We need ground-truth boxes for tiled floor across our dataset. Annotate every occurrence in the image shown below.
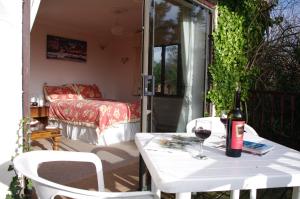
[31,137,140,193]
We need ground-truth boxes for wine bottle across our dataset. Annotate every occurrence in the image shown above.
[225,86,245,157]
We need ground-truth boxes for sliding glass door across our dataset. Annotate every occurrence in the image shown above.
[142,0,211,133]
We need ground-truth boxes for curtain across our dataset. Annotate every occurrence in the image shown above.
[176,5,209,132]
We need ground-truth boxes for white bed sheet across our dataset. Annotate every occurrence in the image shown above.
[49,120,140,146]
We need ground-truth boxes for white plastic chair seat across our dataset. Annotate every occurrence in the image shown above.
[13,150,156,199]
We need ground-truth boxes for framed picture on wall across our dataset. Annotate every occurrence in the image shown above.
[46,35,87,62]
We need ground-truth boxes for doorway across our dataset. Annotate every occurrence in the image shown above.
[142,0,212,133]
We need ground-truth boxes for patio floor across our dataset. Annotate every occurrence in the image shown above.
[31,137,292,199]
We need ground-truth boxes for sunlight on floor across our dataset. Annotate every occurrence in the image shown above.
[31,137,139,193]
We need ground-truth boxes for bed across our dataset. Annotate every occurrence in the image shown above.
[44,84,141,146]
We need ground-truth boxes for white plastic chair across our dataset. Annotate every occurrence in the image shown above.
[186,117,257,199]
[13,150,156,199]
[244,123,258,136]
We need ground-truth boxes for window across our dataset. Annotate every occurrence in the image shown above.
[153,44,182,96]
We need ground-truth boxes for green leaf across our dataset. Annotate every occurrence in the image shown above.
[208,0,270,114]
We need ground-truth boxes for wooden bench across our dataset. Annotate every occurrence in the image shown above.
[31,129,62,150]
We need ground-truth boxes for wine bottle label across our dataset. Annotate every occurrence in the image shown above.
[231,121,245,149]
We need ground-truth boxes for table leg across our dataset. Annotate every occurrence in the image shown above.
[230,190,240,199]
[151,180,161,198]
[250,189,257,199]
[292,187,300,199]
[175,192,191,199]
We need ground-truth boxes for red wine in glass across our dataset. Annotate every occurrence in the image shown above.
[194,127,211,160]
[220,118,227,125]
[195,129,211,140]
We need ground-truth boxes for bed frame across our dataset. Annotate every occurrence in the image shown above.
[50,120,140,146]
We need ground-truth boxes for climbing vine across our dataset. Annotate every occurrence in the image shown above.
[6,118,32,199]
[208,0,273,115]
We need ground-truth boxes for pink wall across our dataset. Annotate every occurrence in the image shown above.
[30,22,141,102]
[105,35,142,100]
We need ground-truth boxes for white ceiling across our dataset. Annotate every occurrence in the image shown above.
[35,0,143,37]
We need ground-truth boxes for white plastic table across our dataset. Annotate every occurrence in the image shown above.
[135,133,300,199]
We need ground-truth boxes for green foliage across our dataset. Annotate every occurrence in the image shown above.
[6,118,32,199]
[208,0,271,115]
[6,176,24,199]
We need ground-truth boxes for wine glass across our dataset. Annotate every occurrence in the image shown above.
[220,110,228,136]
[193,120,212,159]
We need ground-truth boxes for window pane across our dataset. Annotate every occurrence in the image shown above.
[165,45,178,95]
[154,47,162,93]
[154,0,180,45]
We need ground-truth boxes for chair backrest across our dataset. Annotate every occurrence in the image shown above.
[186,117,258,136]
[244,123,258,136]
[186,117,226,135]
[14,151,155,199]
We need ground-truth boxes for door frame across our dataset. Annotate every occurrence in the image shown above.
[141,0,152,132]
[23,0,30,118]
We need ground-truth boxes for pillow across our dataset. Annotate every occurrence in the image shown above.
[75,84,102,99]
[44,84,81,102]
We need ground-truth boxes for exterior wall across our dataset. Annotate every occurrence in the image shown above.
[30,22,141,102]
[0,0,23,197]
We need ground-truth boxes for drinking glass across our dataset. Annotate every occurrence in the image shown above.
[193,120,212,159]
[220,110,228,134]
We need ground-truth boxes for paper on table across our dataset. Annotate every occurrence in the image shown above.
[243,140,274,155]
[159,135,199,150]
[144,135,198,153]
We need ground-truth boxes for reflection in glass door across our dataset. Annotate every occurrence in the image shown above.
[146,0,211,132]
[154,44,181,96]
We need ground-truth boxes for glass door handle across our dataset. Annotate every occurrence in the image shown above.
[143,75,155,96]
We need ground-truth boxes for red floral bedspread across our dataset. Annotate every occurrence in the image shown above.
[48,99,140,133]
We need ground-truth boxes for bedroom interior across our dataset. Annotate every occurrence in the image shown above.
[30,0,144,146]
[27,0,211,196]
[29,0,144,193]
